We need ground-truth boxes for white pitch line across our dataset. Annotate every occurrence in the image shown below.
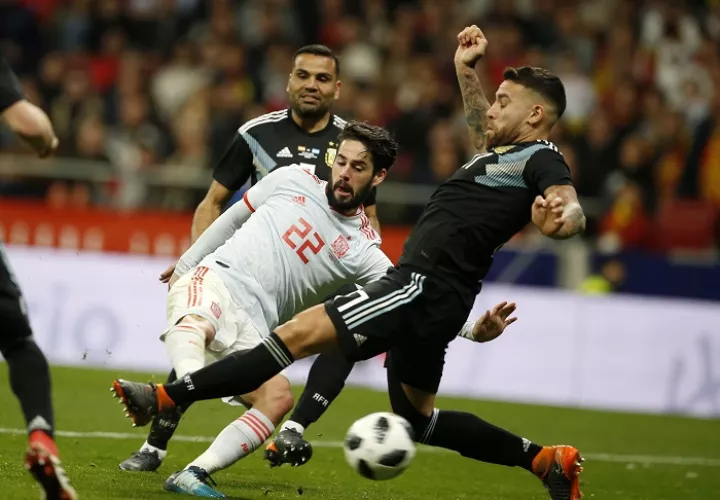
[1,428,719,467]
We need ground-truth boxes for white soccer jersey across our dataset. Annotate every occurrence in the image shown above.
[176,165,391,337]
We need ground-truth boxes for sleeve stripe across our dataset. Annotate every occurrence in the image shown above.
[243,191,255,212]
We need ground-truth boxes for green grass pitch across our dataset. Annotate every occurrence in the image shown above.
[1,365,719,499]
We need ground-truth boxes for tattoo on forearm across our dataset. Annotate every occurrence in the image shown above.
[565,210,586,237]
[557,205,586,239]
[456,64,490,152]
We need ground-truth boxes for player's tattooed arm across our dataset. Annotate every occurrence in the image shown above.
[532,185,586,240]
[456,64,490,152]
[454,25,490,152]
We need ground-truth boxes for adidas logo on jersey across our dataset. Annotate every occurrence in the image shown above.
[277,147,293,158]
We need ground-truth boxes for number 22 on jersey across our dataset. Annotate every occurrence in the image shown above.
[282,218,325,264]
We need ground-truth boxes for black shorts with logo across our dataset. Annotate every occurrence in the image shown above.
[324,266,470,393]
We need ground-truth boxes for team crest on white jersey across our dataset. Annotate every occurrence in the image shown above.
[331,235,350,259]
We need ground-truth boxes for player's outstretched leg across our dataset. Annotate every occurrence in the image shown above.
[265,351,354,467]
[1,299,77,500]
[386,351,583,500]
[111,303,339,427]
[165,376,292,497]
[119,370,187,471]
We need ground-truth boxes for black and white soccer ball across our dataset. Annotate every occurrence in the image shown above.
[343,412,416,480]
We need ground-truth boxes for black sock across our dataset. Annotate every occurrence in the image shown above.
[426,410,542,471]
[289,353,354,428]
[146,370,193,450]
[3,338,55,437]
[163,333,294,406]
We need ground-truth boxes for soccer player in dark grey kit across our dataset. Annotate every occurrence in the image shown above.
[114,25,586,500]
[0,53,77,500]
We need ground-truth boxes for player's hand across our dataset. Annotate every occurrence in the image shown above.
[168,272,180,289]
[37,136,59,158]
[454,25,488,68]
[160,263,176,283]
[471,301,517,343]
[531,195,564,235]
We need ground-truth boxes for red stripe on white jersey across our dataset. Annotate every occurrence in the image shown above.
[187,266,209,308]
[359,214,376,240]
[243,191,255,212]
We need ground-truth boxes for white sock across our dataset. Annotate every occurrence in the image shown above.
[188,408,275,474]
[164,325,205,377]
[280,420,305,435]
[140,440,168,460]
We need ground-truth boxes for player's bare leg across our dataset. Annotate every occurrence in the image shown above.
[184,375,294,473]
[111,304,338,426]
[265,352,353,467]
[165,374,294,498]
[388,366,583,500]
[266,283,361,468]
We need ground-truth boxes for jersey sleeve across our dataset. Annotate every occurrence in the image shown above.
[176,198,254,276]
[522,148,573,194]
[242,166,296,212]
[212,132,255,191]
[0,55,24,113]
[355,247,393,285]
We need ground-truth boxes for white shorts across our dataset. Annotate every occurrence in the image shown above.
[161,265,287,407]
[161,265,264,360]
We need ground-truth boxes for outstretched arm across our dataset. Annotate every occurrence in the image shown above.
[531,185,586,240]
[173,168,292,280]
[455,25,491,153]
[175,193,255,277]
[457,301,518,343]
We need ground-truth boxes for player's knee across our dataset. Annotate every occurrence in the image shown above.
[271,386,295,419]
[255,376,295,424]
[175,314,216,344]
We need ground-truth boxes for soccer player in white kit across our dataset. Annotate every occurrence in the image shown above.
[157,122,394,498]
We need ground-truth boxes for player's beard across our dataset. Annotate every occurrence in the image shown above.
[291,94,332,120]
[486,123,521,148]
[326,179,373,214]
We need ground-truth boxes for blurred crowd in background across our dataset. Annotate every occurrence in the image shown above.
[0,0,719,253]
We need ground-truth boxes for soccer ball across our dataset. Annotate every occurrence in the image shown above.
[343,412,416,480]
